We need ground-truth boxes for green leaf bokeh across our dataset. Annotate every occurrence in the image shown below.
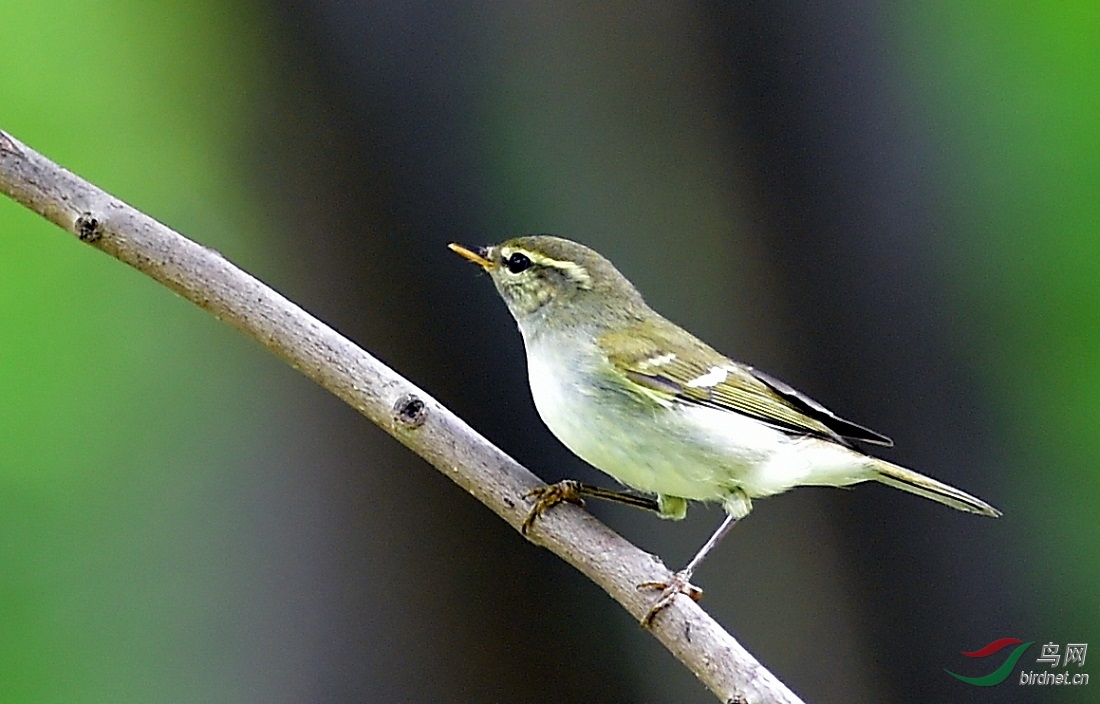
[2,2,274,701]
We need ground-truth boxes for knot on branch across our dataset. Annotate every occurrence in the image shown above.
[76,213,102,242]
[0,131,23,156]
[392,393,427,429]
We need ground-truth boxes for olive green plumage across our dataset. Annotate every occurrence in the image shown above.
[451,235,1000,623]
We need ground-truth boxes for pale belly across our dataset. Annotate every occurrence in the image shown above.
[525,348,873,506]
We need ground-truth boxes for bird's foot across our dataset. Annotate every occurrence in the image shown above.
[521,480,586,535]
[637,571,704,627]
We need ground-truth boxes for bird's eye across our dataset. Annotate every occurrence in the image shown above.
[504,252,532,274]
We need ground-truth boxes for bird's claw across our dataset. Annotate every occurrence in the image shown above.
[638,571,703,627]
[521,480,586,535]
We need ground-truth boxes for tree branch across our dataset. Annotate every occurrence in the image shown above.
[0,129,805,704]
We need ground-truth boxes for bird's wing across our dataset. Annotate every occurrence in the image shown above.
[599,321,892,446]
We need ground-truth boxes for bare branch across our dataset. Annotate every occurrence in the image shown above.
[0,129,806,704]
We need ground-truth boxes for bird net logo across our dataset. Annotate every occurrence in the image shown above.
[945,638,1089,687]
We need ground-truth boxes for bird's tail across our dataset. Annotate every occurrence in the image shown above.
[869,458,1002,517]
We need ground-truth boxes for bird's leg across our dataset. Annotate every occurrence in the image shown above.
[639,512,740,627]
[521,480,661,534]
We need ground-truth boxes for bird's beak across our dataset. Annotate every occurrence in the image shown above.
[448,242,495,270]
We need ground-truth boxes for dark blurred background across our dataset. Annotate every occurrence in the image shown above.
[2,2,1096,702]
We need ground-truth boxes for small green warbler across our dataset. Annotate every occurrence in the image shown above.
[450,235,1000,625]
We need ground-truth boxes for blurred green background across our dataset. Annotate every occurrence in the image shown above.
[1,2,1096,702]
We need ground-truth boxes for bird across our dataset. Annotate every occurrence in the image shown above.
[449,235,1001,625]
